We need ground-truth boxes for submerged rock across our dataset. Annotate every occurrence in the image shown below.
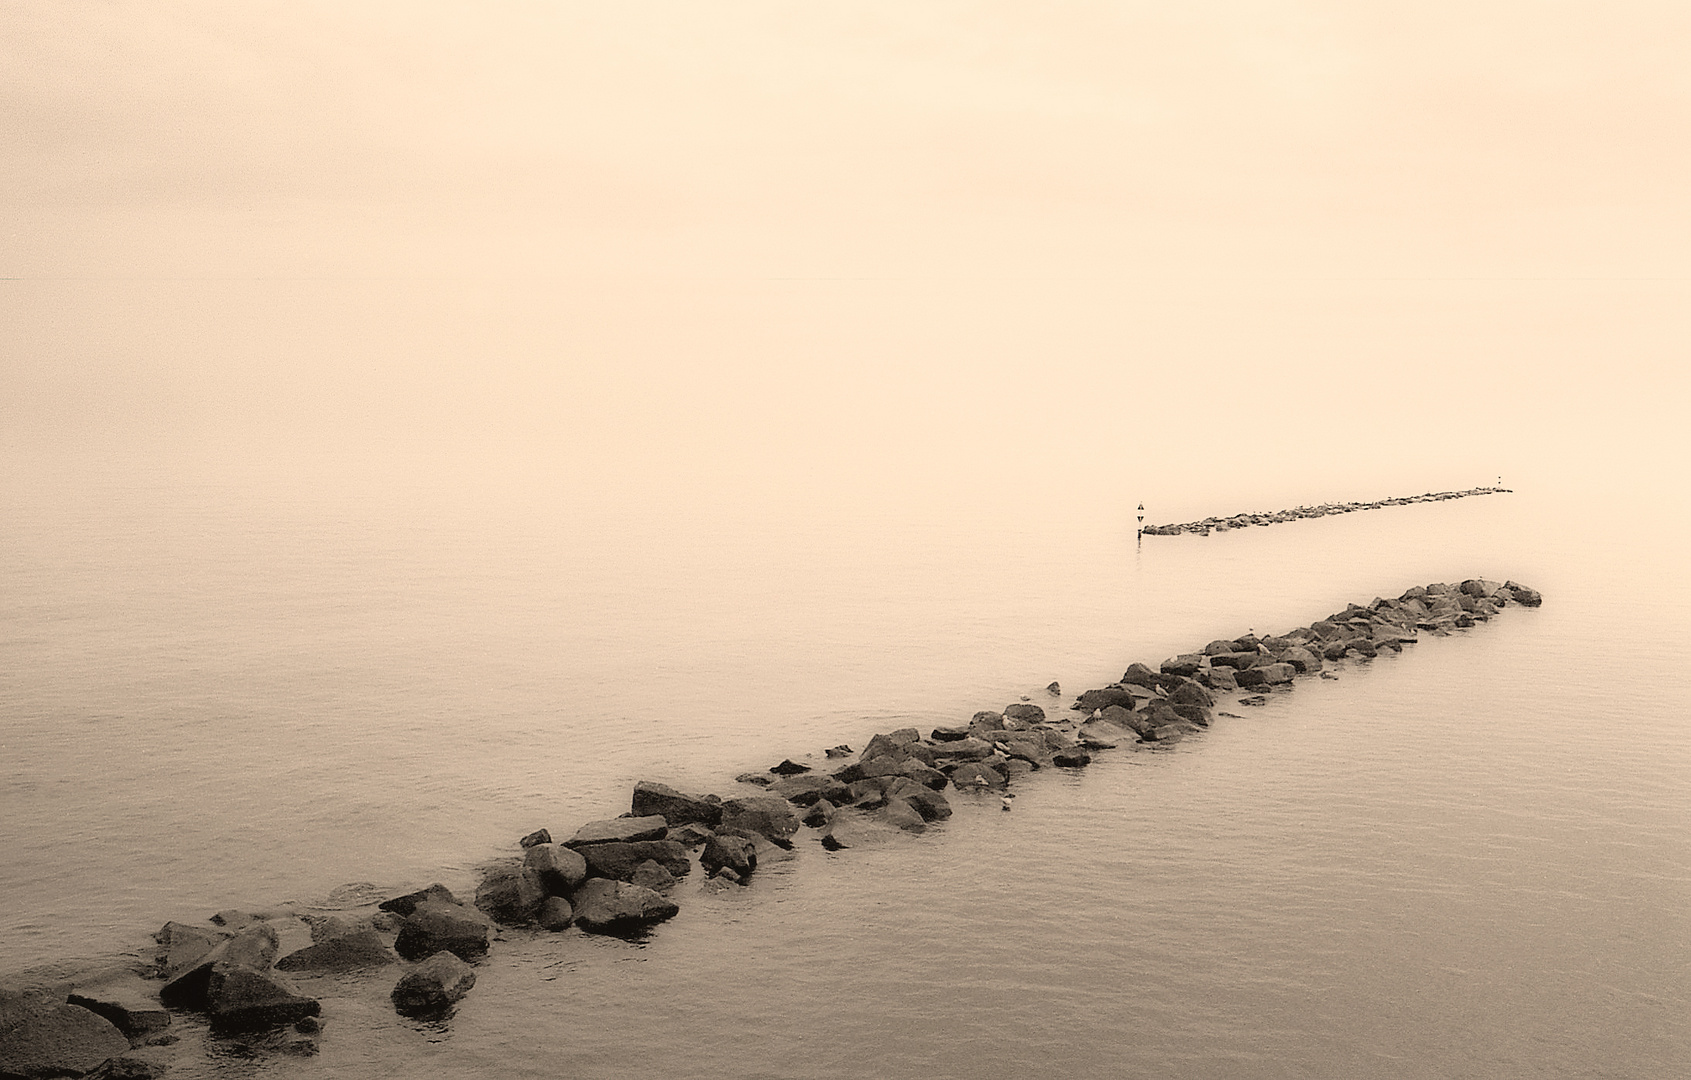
[718,796,801,844]
[631,781,723,827]
[524,843,589,896]
[565,816,669,847]
[66,972,171,1044]
[393,900,492,963]
[205,965,321,1033]
[700,834,757,878]
[0,991,130,1079]
[275,928,396,973]
[391,951,476,1018]
[570,880,680,935]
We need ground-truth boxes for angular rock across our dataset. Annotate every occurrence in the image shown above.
[700,834,758,878]
[577,840,692,882]
[205,965,320,1033]
[536,896,574,932]
[948,762,1006,790]
[901,788,953,822]
[523,843,589,896]
[878,798,927,832]
[378,883,458,918]
[565,816,669,847]
[734,772,775,787]
[929,737,994,762]
[769,774,851,806]
[1120,662,1160,688]
[631,781,723,827]
[517,829,553,848]
[570,879,680,936]
[65,973,170,1045]
[474,864,547,926]
[801,799,835,828]
[1075,722,1120,748]
[393,900,492,963]
[160,924,279,1010]
[155,922,228,981]
[1167,680,1215,708]
[718,796,801,844]
[1160,654,1203,677]
[1505,580,1542,606]
[665,823,715,849]
[1072,687,1140,713]
[630,860,678,892]
[0,994,129,1080]
[1052,748,1092,767]
[1199,667,1239,691]
[391,952,476,1018]
[929,725,971,742]
[969,710,1006,732]
[274,928,397,973]
[769,759,811,775]
[1003,703,1046,723]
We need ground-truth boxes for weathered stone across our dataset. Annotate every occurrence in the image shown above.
[1168,680,1214,708]
[901,788,952,822]
[1046,681,1061,695]
[766,774,849,806]
[1160,654,1204,676]
[155,922,228,980]
[391,952,476,1017]
[1072,687,1139,713]
[0,994,129,1079]
[878,798,927,833]
[631,781,724,827]
[948,762,1006,790]
[1003,703,1046,723]
[895,759,949,790]
[969,710,1005,731]
[630,859,678,892]
[536,896,574,932]
[205,965,320,1033]
[517,828,553,848]
[1052,748,1092,767]
[275,928,396,972]
[1199,667,1239,691]
[393,901,492,962]
[160,924,279,1010]
[65,973,170,1045]
[523,843,589,896]
[929,737,994,762]
[1146,724,1189,742]
[769,759,811,775]
[1202,639,1237,656]
[719,795,801,844]
[823,745,854,758]
[565,816,669,847]
[666,823,715,848]
[378,883,457,917]
[577,840,691,882]
[570,879,680,935]
[1120,662,1160,688]
[474,864,548,926]
[929,725,971,741]
[700,834,757,878]
[801,799,835,828]
[734,772,775,787]
[1505,580,1542,606]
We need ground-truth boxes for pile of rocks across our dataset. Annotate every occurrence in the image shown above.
[1140,487,1508,536]
[0,576,1541,1078]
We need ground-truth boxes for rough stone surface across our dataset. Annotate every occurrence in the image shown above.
[518,829,553,848]
[629,860,677,892]
[154,922,228,980]
[718,796,801,844]
[160,924,279,1010]
[1003,703,1046,723]
[700,834,758,878]
[565,816,669,847]
[630,781,723,827]
[378,883,458,917]
[205,965,321,1033]
[393,901,492,963]
[570,880,681,935]
[948,762,1007,790]
[523,843,589,896]
[391,952,476,1018]
[536,896,574,932]
[577,840,691,883]
[274,928,397,973]
[474,864,548,926]
[0,994,129,1080]
[65,974,170,1044]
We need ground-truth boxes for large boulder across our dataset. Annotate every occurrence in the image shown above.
[718,796,801,844]
[1159,654,1204,677]
[1167,680,1214,708]
[565,816,669,847]
[1072,687,1139,713]
[948,762,1006,790]
[523,843,589,896]
[901,788,952,822]
[391,952,476,1018]
[66,973,171,1045]
[1120,662,1160,688]
[630,781,722,827]
[1505,580,1542,606]
[768,774,852,806]
[928,737,994,762]
[275,928,397,973]
[0,992,129,1079]
[700,834,757,878]
[878,799,927,833]
[160,923,279,1010]
[577,840,692,882]
[393,900,492,962]
[1280,646,1322,673]
[1002,703,1046,724]
[1199,667,1239,691]
[204,965,320,1033]
[570,880,680,936]
[154,922,228,980]
[474,864,548,926]
[536,896,574,932]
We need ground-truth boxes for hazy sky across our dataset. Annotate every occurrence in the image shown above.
[3,2,1687,515]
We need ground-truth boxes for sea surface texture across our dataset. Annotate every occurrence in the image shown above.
[2,466,1686,1079]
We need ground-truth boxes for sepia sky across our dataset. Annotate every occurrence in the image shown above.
[3,1,1687,517]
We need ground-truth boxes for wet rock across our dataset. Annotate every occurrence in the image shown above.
[1168,680,1215,708]
[1045,681,1061,695]
[630,860,678,892]
[718,795,801,845]
[1202,639,1238,656]
[518,829,553,848]
[1505,580,1542,606]
[665,823,715,849]
[901,788,952,822]
[378,883,458,918]
[823,745,854,758]
[577,840,692,883]
[65,973,170,1046]
[154,922,228,980]
[1280,646,1322,673]
[700,834,758,878]
[393,900,492,963]
[1120,662,1160,688]
[768,774,851,806]
[801,799,836,828]
[205,965,321,1034]
[523,843,589,896]
[631,781,723,827]
[948,762,1006,790]
[1072,687,1140,713]
[536,896,574,932]
[1075,722,1120,748]
[1238,695,1268,706]
[1199,666,1239,691]
[1003,703,1046,724]
[570,880,680,936]
[274,928,396,973]
[474,864,547,926]
[768,759,810,775]
[1159,654,1204,677]
[969,710,1006,732]
[565,816,669,847]
[0,992,130,1080]
[1052,748,1092,767]
[160,924,279,1010]
[878,798,927,833]
[733,772,775,787]
[929,737,995,762]
[391,952,476,1018]
[930,724,971,741]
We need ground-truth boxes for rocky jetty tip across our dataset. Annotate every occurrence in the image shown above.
[0,576,1540,1078]
[1140,486,1510,536]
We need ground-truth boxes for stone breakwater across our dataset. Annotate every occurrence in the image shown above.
[0,576,1541,1080]
[1140,486,1510,536]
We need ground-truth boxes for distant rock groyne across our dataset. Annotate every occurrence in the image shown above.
[1139,486,1510,536]
[0,577,1541,1080]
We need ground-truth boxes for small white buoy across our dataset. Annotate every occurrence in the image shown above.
[1000,796,1013,811]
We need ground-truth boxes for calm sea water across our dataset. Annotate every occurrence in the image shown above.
[2,459,1686,1079]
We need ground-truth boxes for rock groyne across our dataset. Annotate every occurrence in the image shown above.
[0,576,1541,1079]
[1140,486,1510,536]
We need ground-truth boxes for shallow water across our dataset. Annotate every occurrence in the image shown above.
[2,462,1687,1078]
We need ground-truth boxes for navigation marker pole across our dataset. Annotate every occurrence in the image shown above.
[1136,503,1145,548]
